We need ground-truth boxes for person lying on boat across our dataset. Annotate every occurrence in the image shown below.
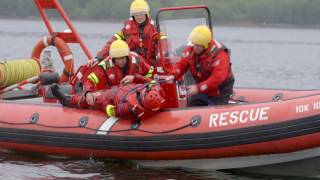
[52,39,154,108]
[90,0,167,68]
[170,25,235,106]
[52,82,166,120]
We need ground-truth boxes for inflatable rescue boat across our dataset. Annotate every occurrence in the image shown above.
[1,0,320,177]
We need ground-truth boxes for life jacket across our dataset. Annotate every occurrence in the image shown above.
[186,40,232,80]
[182,39,234,96]
[121,18,159,64]
[101,52,151,86]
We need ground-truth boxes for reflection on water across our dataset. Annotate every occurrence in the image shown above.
[1,19,320,179]
[0,149,316,179]
[0,150,266,180]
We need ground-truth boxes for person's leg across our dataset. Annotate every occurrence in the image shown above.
[216,77,235,105]
[51,84,89,108]
[187,93,210,106]
[50,84,71,106]
[207,96,227,105]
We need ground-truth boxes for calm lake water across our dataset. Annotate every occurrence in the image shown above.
[1,18,320,179]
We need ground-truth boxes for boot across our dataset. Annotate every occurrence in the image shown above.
[50,84,71,106]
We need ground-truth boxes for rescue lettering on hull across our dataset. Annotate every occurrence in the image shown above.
[209,107,271,128]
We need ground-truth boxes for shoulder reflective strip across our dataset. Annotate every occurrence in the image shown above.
[119,31,125,39]
[130,51,138,56]
[210,46,216,53]
[131,56,137,64]
[63,54,73,61]
[214,39,222,48]
[114,33,122,40]
[160,35,167,40]
[108,60,114,67]
[96,117,119,135]
[213,59,220,66]
[138,112,145,117]
[88,73,99,85]
[76,72,83,79]
[98,61,107,70]
[43,37,49,47]
[200,84,208,91]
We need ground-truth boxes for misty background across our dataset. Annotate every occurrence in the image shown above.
[1,0,320,27]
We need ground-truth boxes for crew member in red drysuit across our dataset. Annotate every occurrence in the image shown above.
[52,40,154,108]
[87,83,165,119]
[52,82,165,120]
[172,25,235,106]
[93,0,167,67]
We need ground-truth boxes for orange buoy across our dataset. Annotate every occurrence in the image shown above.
[31,36,74,83]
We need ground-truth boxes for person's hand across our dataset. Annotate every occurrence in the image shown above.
[106,104,115,117]
[120,75,135,85]
[87,58,97,67]
[85,92,96,106]
[147,80,157,89]
[187,85,198,97]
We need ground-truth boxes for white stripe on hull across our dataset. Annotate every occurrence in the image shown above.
[96,117,119,135]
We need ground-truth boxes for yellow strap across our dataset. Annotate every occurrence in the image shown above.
[160,35,167,40]
[160,32,167,40]
[147,80,157,88]
[145,66,154,78]
[88,73,99,85]
[114,31,125,40]
[105,105,116,117]
[98,61,107,70]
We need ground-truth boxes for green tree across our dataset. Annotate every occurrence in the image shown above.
[0,0,320,26]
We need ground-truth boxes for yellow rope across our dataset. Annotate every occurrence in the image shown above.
[0,59,40,89]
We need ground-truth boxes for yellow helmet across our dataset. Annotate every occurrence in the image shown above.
[189,25,213,49]
[130,0,150,16]
[109,40,130,58]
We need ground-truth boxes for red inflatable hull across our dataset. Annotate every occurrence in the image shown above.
[1,88,320,161]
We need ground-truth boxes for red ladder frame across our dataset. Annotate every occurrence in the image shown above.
[34,0,93,60]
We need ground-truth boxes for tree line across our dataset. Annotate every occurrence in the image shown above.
[1,0,320,26]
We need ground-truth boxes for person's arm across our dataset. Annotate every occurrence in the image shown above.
[197,51,230,94]
[133,74,153,83]
[173,47,192,80]
[134,55,154,83]
[96,30,125,61]
[83,66,106,92]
